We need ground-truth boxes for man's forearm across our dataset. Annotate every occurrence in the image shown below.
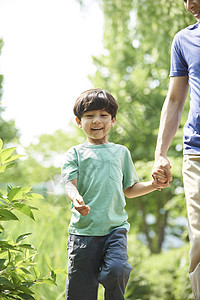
[155,76,188,159]
[155,96,185,159]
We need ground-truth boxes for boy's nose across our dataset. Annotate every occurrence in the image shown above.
[93,116,101,123]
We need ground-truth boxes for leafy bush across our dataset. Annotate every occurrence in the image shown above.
[126,235,194,300]
[0,138,60,299]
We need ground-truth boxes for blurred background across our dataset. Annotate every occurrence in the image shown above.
[0,0,196,299]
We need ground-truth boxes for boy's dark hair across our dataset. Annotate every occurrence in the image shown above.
[73,88,118,120]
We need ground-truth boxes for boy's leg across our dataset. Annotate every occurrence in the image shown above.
[98,228,132,300]
[66,234,102,300]
[183,155,200,300]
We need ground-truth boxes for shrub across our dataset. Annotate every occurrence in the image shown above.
[0,138,59,299]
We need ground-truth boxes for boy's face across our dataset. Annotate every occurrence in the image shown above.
[183,0,200,22]
[76,109,116,145]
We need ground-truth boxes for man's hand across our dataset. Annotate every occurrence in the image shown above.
[152,168,170,191]
[72,195,90,216]
[152,156,172,190]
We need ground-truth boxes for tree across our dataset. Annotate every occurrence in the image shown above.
[0,39,19,144]
[82,0,194,253]
[90,0,194,160]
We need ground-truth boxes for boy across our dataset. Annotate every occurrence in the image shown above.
[62,88,166,300]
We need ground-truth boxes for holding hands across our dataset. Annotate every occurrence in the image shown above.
[152,156,172,190]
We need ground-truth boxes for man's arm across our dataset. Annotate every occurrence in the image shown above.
[153,76,189,185]
[65,178,90,216]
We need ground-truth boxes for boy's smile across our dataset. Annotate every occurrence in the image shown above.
[76,109,116,145]
[183,0,200,21]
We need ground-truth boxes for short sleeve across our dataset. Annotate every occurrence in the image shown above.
[61,147,78,184]
[170,33,188,77]
[122,148,139,189]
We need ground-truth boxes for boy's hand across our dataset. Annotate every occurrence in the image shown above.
[72,195,90,216]
[153,156,172,183]
[152,168,170,191]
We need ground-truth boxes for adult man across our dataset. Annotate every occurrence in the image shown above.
[153,0,200,299]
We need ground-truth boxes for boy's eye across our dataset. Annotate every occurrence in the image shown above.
[101,112,109,116]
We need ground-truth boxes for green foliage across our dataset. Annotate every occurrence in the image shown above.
[78,0,194,253]
[0,1,195,297]
[0,39,4,101]
[6,195,70,299]
[0,38,19,144]
[125,156,187,254]
[90,0,194,161]
[2,128,84,187]
[0,138,64,299]
[126,238,193,299]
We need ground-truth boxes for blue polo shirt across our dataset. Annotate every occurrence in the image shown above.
[170,22,200,154]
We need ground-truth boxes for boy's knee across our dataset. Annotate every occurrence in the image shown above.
[99,261,132,285]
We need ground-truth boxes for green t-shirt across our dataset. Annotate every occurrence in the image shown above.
[61,142,139,236]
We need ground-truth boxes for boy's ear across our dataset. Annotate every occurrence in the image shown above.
[111,116,116,126]
[76,117,82,128]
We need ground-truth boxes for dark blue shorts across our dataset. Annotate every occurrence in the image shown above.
[65,228,132,300]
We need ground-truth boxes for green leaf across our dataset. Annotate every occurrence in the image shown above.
[29,206,39,211]
[9,272,23,283]
[22,187,32,194]
[7,184,12,192]
[0,241,15,250]
[17,293,35,300]
[0,192,4,199]
[18,244,37,251]
[53,267,67,274]
[4,154,24,164]
[17,285,35,294]
[0,276,14,288]
[26,193,44,200]
[0,165,6,174]
[3,162,15,169]
[0,147,16,163]
[8,249,11,261]
[36,278,57,285]
[8,186,23,201]
[50,270,56,282]
[0,259,6,270]
[14,203,35,220]
[0,209,19,221]
[0,199,10,206]
[20,267,31,275]
[33,266,40,278]
[16,233,32,243]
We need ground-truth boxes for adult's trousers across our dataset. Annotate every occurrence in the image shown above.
[183,155,200,300]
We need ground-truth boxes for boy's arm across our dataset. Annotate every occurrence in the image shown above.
[65,178,90,216]
[124,169,169,198]
[124,181,156,198]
